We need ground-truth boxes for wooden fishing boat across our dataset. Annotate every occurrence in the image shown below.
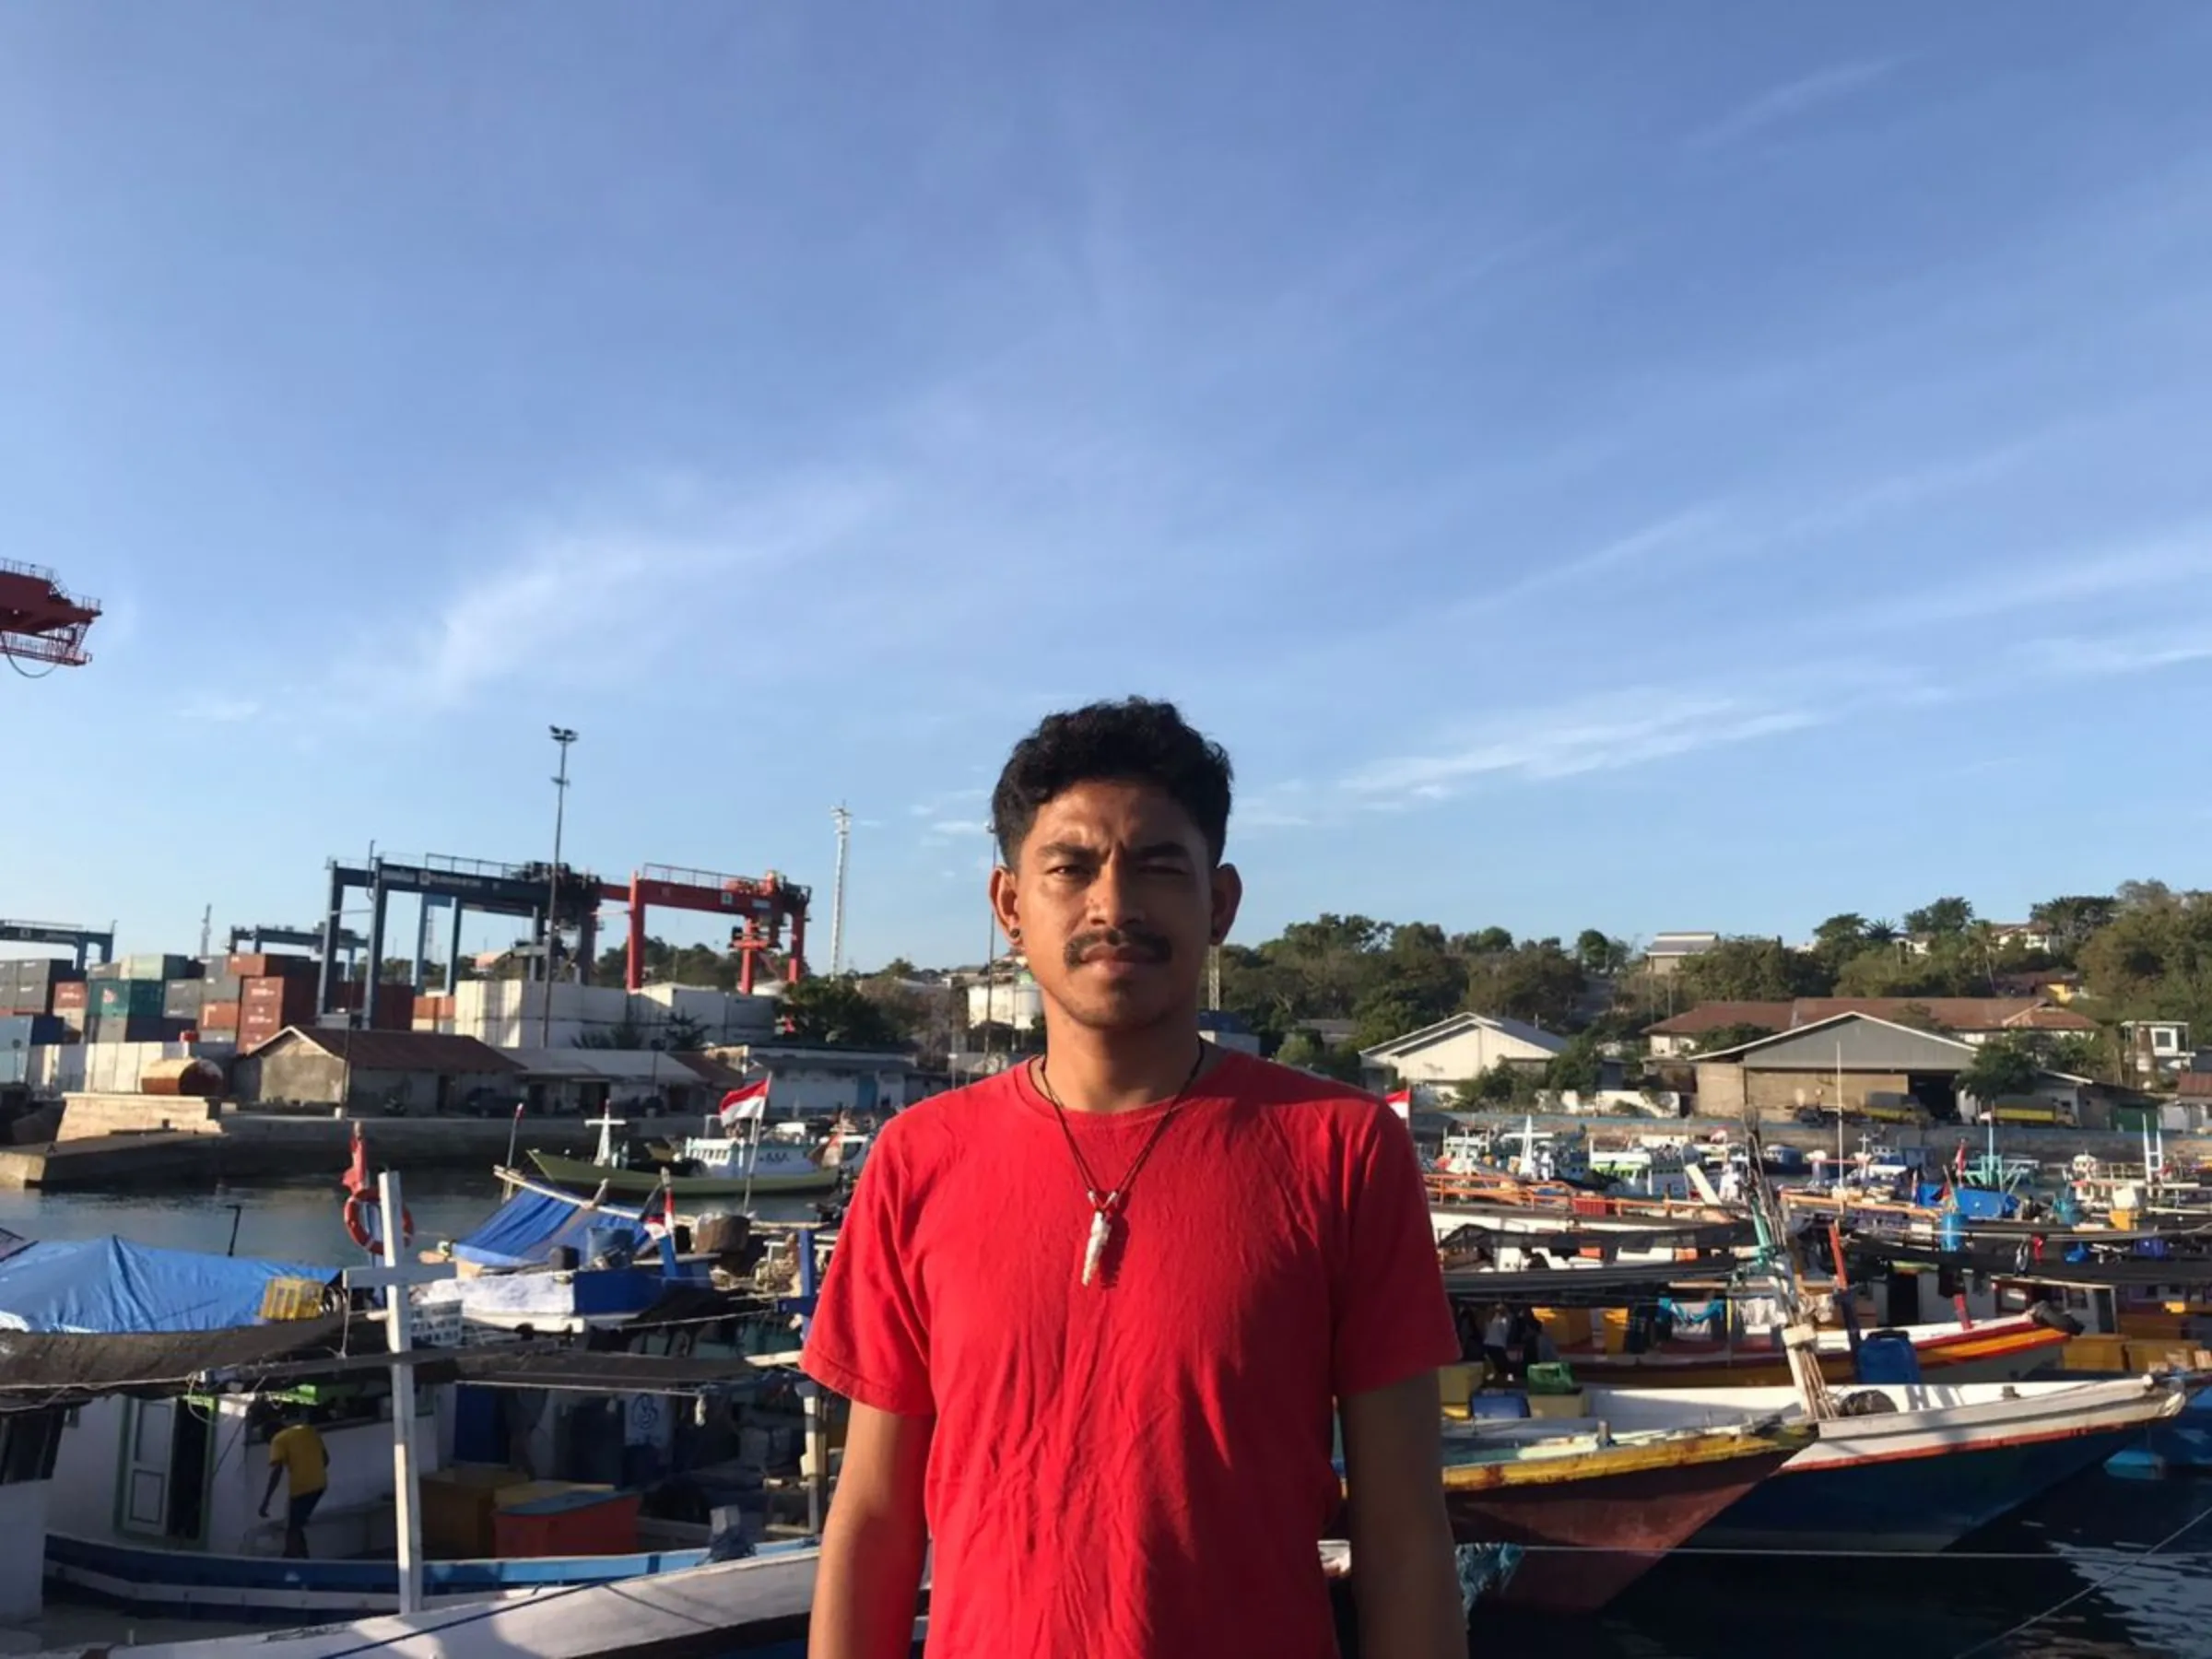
[1430,1420,1806,1614]
[1583,1374,2189,1552]
[22,1545,860,1659]
[528,1148,838,1199]
[1543,1312,2070,1387]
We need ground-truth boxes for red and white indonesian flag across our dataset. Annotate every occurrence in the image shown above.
[1384,1088,1412,1121]
[719,1079,771,1128]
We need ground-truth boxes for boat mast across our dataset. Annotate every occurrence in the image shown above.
[341,1170,455,1616]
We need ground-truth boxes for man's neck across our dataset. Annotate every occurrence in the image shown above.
[1035,1011,1213,1114]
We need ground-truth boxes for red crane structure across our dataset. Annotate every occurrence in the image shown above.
[601,865,811,996]
[0,560,100,670]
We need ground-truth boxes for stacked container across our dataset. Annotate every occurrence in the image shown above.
[239,968,317,1052]
[52,980,88,1035]
[2,959,85,1016]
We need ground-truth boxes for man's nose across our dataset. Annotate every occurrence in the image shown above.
[1085,857,1147,926]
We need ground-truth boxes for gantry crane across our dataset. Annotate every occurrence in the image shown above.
[0,561,100,671]
[602,866,811,995]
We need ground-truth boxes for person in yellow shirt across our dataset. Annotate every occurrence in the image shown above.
[259,1411,328,1558]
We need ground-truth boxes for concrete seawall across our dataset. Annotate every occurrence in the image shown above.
[1447,1110,2212,1171]
[0,1112,601,1192]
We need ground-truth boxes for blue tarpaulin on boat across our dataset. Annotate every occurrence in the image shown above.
[0,1238,328,1335]
[453,1187,649,1270]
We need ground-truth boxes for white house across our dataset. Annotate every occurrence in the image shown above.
[1642,933,1720,976]
[1359,1012,1568,1095]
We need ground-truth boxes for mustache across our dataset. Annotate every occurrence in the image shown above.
[1064,925,1173,968]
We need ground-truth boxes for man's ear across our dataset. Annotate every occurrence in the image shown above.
[989,864,1022,948]
[1208,863,1243,946]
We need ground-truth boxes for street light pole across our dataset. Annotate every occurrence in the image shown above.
[544,726,578,1050]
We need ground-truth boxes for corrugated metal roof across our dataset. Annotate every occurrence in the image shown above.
[246,1028,524,1073]
[501,1048,705,1082]
[1359,1010,1568,1060]
[1647,1002,1795,1035]
[1792,997,2078,1030]
[1695,1012,1978,1070]
[1651,997,2096,1038]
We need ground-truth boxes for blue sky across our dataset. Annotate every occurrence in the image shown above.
[6,6,2212,971]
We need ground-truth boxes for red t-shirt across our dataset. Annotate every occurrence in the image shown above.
[801,1050,1459,1658]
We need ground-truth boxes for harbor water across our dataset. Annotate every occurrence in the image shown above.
[0,1175,829,1264]
[9,1188,2208,1657]
[1536,1468,2212,1659]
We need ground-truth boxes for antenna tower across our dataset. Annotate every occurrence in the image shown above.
[828,805,853,975]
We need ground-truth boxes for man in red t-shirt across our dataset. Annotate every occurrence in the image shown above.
[804,698,1465,1659]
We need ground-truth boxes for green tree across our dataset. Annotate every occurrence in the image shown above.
[1809,914,1869,978]
[1960,1036,2041,1104]
[778,975,909,1047]
[1545,1035,1604,1095]
[1574,929,1630,976]
[1350,987,1430,1053]
[1904,897,1975,937]
[1457,926,1515,956]
[1261,914,1389,1018]
[2029,897,2117,964]
[1460,1063,1519,1105]
[1691,1022,1781,1055]
[1676,937,1827,1001]
[2078,888,2212,1036]
[1276,1030,1362,1083]
[1462,941,1584,1029]
[1864,919,1899,946]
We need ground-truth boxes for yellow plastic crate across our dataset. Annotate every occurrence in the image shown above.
[260,1277,331,1322]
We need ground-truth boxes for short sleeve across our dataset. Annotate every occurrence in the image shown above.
[1330,1106,1461,1398]
[800,1131,935,1418]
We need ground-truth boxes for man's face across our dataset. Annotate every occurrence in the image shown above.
[992,780,1240,1033]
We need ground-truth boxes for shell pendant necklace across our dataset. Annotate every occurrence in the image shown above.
[1037,1042,1208,1288]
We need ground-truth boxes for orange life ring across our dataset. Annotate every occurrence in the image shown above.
[344,1191,415,1253]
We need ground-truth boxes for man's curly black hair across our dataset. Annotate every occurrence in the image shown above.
[992,698,1234,866]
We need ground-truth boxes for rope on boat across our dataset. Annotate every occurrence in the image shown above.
[1454,1543,2212,1561]
[1945,1496,2212,1658]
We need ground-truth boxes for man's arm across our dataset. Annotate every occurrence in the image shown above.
[807,1402,932,1659]
[1340,1371,1462,1659]
[259,1455,284,1517]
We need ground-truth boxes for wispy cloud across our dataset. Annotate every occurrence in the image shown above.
[1467,508,1731,615]
[1881,527,2212,629]
[919,816,989,841]
[2028,627,2212,678]
[1689,59,1899,153]
[1343,688,1827,804]
[177,696,262,724]
[332,471,888,717]
[907,787,986,819]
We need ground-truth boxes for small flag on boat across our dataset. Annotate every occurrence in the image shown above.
[343,1122,371,1197]
[719,1079,771,1127]
[644,1179,678,1239]
[1384,1088,1412,1121]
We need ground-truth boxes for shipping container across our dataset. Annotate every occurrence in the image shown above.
[93,980,167,1019]
[371,988,417,1031]
[89,1014,173,1044]
[122,953,194,982]
[202,1001,241,1031]
[0,1014,60,1049]
[201,972,241,1003]
[227,954,317,981]
[51,981,88,1011]
[162,979,207,1019]
[86,962,122,982]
